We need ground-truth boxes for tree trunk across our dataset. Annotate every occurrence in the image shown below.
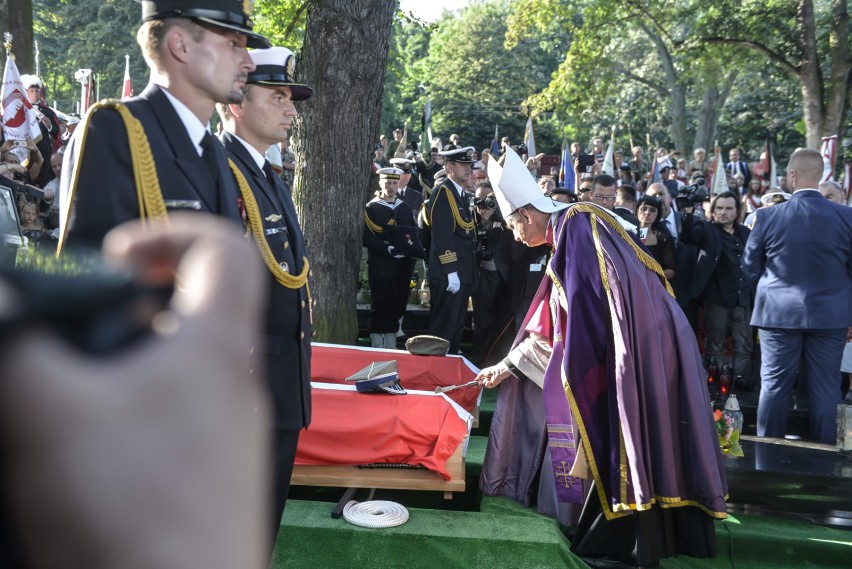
[798,0,826,148]
[0,0,34,73]
[640,23,687,152]
[293,0,395,344]
[822,0,851,140]
[693,70,737,153]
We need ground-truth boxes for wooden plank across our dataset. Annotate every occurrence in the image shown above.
[291,438,466,494]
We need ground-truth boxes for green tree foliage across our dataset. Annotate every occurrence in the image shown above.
[503,0,844,161]
[382,1,568,155]
[33,0,146,113]
[252,0,308,50]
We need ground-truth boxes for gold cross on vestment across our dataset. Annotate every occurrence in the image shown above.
[555,461,574,489]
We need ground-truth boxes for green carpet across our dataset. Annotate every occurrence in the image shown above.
[274,497,851,569]
[274,497,583,569]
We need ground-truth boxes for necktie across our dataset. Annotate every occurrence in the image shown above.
[200,132,221,184]
[667,218,677,242]
[262,160,280,191]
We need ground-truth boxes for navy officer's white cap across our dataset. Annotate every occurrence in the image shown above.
[439,146,476,164]
[247,47,313,101]
[377,167,403,180]
[389,158,415,171]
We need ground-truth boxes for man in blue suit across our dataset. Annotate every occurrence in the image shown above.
[743,148,852,443]
[725,147,751,188]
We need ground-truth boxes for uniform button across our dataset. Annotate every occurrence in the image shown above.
[301,300,306,308]
[300,331,305,340]
[309,270,314,277]
[283,241,289,249]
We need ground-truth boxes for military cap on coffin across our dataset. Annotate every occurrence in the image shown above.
[405,335,450,357]
[439,146,476,164]
[139,0,270,49]
[247,47,313,101]
[487,146,569,218]
[345,361,407,395]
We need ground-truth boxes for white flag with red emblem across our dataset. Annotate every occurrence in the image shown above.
[122,55,133,99]
[1,54,42,155]
[820,135,837,182]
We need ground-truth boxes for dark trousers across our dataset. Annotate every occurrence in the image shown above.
[472,268,514,367]
[270,428,301,556]
[368,255,415,333]
[703,301,753,380]
[428,277,472,354]
[757,327,846,444]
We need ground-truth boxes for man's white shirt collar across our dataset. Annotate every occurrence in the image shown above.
[159,86,209,157]
[228,132,267,172]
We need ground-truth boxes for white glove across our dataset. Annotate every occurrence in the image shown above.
[446,272,460,293]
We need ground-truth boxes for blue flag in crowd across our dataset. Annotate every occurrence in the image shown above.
[490,124,501,158]
[559,138,574,190]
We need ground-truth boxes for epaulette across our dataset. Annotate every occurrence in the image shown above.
[58,99,167,255]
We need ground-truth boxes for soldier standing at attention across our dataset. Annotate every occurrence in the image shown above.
[58,0,268,251]
[216,46,313,555]
[364,167,424,348]
[425,146,478,354]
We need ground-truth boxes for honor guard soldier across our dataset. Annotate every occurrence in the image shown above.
[364,167,425,348]
[389,157,423,213]
[423,146,478,354]
[216,46,313,554]
[58,0,269,252]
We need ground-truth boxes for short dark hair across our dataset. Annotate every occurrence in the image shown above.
[591,174,616,192]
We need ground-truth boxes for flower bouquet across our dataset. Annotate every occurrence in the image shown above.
[714,408,743,457]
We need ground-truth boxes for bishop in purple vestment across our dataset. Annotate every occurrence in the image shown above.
[478,148,727,568]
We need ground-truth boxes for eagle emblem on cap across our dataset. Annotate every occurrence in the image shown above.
[243,0,254,16]
[265,214,282,222]
[285,55,296,80]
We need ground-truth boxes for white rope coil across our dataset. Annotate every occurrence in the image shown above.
[342,500,409,528]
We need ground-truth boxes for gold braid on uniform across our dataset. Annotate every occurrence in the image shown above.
[228,160,311,296]
[364,212,383,234]
[57,100,168,256]
[429,185,475,232]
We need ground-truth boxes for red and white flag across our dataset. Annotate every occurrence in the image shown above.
[1,55,42,161]
[820,135,837,182]
[843,160,851,205]
[122,55,133,99]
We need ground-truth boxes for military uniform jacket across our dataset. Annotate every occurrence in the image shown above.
[60,84,241,248]
[426,178,476,284]
[398,186,423,214]
[363,196,419,258]
[221,132,312,431]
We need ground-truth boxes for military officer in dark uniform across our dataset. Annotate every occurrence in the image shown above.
[424,146,478,354]
[216,46,313,554]
[58,0,269,251]
[389,157,423,213]
[364,167,424,348]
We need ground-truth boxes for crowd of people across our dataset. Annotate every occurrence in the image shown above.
[365,128,852,446]
[0,73,78,254]
[0,0,849,567]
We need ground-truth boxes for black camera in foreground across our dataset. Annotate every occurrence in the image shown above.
[675,183,709,210]
[474,196,497,210]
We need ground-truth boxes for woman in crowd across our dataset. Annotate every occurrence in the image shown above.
[742,177,764,218]
[636,194,675,280]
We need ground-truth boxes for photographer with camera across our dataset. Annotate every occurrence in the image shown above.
[471,180,550,366]
[680,190,755,390]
